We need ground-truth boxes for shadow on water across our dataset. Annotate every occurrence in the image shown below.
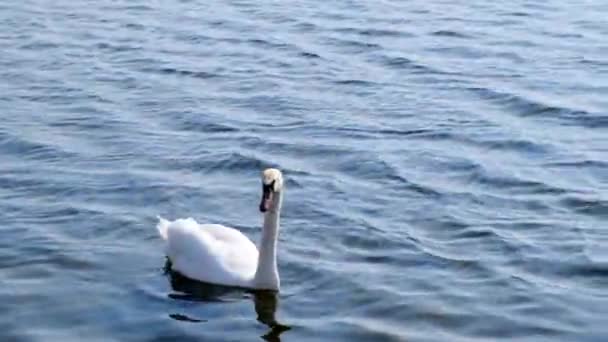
[163,259,291,342]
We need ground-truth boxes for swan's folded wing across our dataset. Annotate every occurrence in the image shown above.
[200,224,259,276]
[156,216,170,240]
[161,219,258,287]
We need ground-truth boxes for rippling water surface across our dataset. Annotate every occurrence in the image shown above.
[1,0,607,341]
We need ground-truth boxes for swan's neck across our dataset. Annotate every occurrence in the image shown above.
[254,192,282,290]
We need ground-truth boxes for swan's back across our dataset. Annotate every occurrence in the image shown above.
[157,217,258,287]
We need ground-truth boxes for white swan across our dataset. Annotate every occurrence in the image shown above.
[156,168,284,291]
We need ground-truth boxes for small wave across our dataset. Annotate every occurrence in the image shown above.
[0,135,77,161]
[467,86,606,129]
[413,241,493,276]
[402,128,551,155]
[336,156,442,198]
[464,167,569,196]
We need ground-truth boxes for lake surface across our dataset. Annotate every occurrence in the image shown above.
[1,0,607,341]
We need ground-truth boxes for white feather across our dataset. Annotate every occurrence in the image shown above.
[157,216,259,288]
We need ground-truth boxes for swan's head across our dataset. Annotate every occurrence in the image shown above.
[260,168,283,213]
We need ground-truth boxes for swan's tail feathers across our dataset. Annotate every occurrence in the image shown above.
[156,215,170,241]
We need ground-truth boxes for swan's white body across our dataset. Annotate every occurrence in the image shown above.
[156,169,283,291]
[157,217,259,287]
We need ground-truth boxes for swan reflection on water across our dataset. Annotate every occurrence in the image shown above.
[164,259,291,341]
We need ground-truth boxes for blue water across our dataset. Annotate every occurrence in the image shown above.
[1,0,607,341]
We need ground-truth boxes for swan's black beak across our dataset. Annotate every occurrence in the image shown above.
[259,182,274,213]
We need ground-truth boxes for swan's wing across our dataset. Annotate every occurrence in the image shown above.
[198,223,259,275]
[157,216,170,240]
[158,217,258,287]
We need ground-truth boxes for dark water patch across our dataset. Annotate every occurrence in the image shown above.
[95,42,142,52]
[453,227,497,240]
[542,31,585,39]
[491,39,536,48]
[168,314,206,323]
[336,127,431,137]
[123,22,146,31]
[166,113,239,133]
[321,37,382,52]
[505,11,531,17]
[150,67,220,79]
[247,38,293,50]
[359,28,411,37]
[412,216,471,234]
[544,159,608,169]
[173,32,214,44]
[431,30,471,38]
[335,27,411,38]
[373,55,433,74]
[579,57,608,67]
[299,51,321,59]
[292,21,317,32]
[559,196,608,217]
[482,138,551,154]
[561,262,608,285]
[333,79,375,86]
[19,41,59,51]
[106,3,153,12]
